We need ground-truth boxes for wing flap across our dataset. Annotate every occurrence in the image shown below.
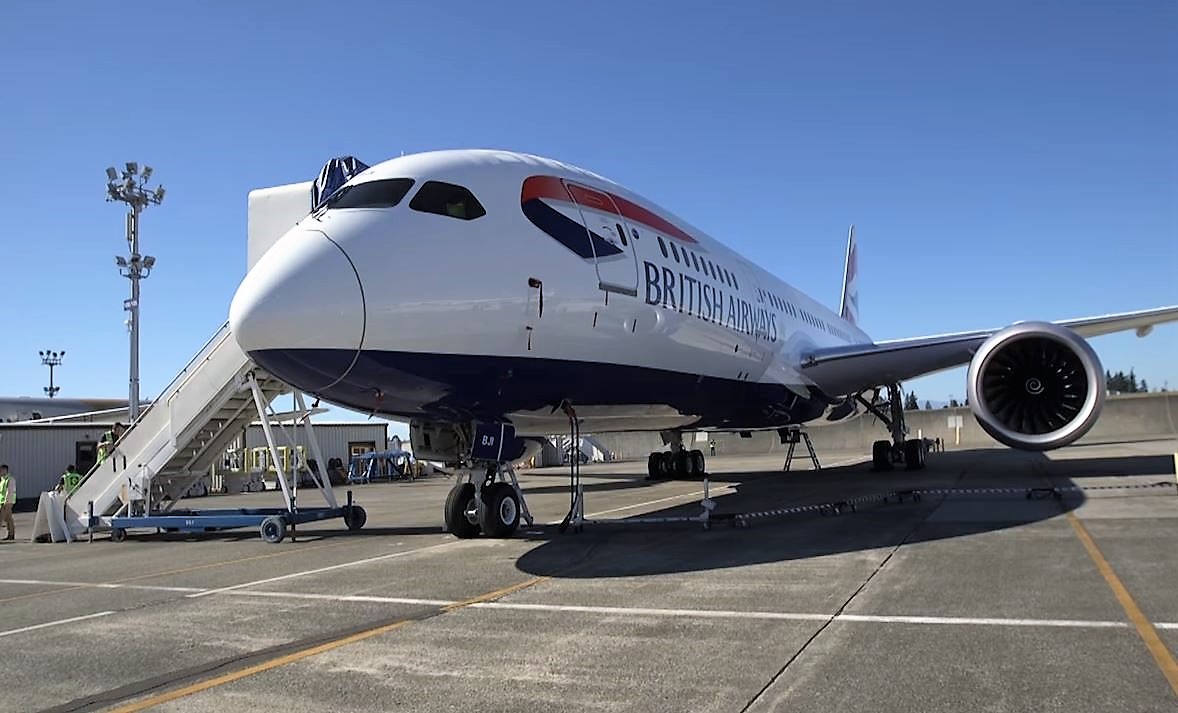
[802,304,1178,397]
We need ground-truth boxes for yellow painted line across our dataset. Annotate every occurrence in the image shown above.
[442,576,549,612]
[110,575,550,712]
[109,617,416,713]
[1066,512,1178,697]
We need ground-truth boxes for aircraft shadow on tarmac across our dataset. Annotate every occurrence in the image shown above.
[513,448,1177,579]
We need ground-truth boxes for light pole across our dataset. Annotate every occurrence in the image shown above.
[39,350,64,397]
[106,162,165,421]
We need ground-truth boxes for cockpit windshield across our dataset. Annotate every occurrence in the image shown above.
[409,181,486,220]
[324,178,415,210]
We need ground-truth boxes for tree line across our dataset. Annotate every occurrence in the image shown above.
[902,369,1164,410]
[1105,369,1153,394]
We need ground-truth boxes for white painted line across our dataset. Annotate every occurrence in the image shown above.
[206,588,1166,631]
[836,613,1130,629]
[0,578,203,594]
[0,611,114,638]
[469,601,831,622]
[3,575,1166,632]
[559,486,736,522]
[187,540,463,599]
[225,590,452,607]
[820,456,871,469]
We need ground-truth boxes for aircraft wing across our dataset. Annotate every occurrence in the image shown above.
[800,304,1178,398]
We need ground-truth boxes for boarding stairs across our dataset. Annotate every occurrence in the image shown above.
[555,435,612,464]
[32,322,326,542]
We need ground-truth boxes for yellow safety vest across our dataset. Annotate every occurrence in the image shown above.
[0,475,13,505]
[98,430,115,463]
[62,472,82,494]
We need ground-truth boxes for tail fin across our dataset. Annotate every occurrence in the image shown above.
[838,225,859,327]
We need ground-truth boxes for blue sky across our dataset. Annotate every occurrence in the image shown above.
[1,1,1174,436]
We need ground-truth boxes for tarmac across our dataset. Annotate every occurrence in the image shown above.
[1,437,1177,712]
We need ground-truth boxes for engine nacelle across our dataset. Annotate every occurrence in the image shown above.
[966,322,1106,451]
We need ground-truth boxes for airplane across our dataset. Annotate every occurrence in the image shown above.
[229,149,1178,539]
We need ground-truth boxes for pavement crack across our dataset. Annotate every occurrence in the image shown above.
[738,465,970,713]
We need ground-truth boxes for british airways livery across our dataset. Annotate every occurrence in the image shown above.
[229,149,1178,538]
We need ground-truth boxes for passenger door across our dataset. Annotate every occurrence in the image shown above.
[562,180,639,297]
[75,441,97,475]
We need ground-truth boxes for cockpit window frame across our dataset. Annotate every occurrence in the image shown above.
[408,180,487,221]
[323,178,416,210]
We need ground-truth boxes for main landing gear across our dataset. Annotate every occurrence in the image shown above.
[857,383,928,472]
[444,462,533,539]
[646,431,706,480]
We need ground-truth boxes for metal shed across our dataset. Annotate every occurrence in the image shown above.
[0,423,111,501]
[0,420,390,507]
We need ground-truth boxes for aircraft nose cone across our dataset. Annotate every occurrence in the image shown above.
[230,228,365,391]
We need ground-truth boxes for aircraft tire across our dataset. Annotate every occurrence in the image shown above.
[444,483,481,539]
[647,452,661,480]
[690,450,706,476]
[480,483,520,538]
[659,451,675,478]
[904,439,926,471]
[872,440,893,471]
[673,450,690,478]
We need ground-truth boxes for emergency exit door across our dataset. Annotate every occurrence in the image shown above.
[562,180,639,297]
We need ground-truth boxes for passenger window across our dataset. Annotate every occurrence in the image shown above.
[616,223,628,246]
[326,178,415,209]
[657,236,668,258]
[409,181,486,220]
[709,262,718,281]
[670,242,681,263]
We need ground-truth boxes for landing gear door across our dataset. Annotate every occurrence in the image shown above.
[562,180,639,297]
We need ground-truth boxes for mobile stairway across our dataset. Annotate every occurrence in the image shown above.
[31,322,365,543]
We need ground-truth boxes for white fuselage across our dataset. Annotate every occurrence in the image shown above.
[230,150,872,435]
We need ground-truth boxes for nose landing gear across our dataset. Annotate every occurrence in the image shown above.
[444,462,531,539]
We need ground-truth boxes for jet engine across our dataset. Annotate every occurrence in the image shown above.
[966,322,1105,451]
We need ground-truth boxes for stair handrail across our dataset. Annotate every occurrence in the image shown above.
[105,321,234,454]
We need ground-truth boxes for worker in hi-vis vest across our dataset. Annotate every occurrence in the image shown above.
[98,422,126,464]
[59,464,83,495]
[0,464,15,541]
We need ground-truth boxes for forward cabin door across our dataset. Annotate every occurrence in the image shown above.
[562,180,639,297]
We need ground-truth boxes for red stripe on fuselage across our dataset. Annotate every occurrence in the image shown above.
[520,175,698,244]
[609,193,696,244]
[520,175,570,204]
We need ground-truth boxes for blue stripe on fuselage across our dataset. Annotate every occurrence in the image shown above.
[522,198,624,259]
[249,348,824,430]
